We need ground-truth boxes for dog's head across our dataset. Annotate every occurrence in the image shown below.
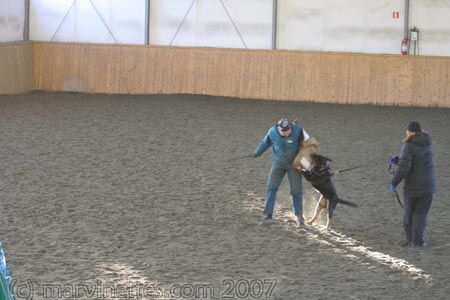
[312,154,332,169]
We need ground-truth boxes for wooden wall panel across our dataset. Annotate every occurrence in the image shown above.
[0,42,33,94]
[33,42,450,107]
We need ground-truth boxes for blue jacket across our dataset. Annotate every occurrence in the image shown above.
[253,123,303,164]
[391,132,437,196]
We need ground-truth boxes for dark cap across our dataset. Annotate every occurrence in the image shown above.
[277,118,292,132]
[407,121,422,133]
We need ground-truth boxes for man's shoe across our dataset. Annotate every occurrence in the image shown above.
[296,215,305,228]
[399,240,411,247]
[260,216,274,225]
[412,242,428,249]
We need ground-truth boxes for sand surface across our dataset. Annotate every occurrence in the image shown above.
[1,92,450,299]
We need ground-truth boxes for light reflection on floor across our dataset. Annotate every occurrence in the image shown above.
[244,191,432,283]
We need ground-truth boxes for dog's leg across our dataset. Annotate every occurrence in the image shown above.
[325,217,332,230]
[325,200,332,230]
[307,195,326,225]
[326,198,337,230]
[326,218,332,230]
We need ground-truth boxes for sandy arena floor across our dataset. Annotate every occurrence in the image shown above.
[1,92,450,299]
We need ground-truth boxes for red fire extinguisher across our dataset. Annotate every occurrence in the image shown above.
[401,37,409,55]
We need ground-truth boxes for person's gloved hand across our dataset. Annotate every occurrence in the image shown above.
[387,155,399,165]
[390,184,397,193]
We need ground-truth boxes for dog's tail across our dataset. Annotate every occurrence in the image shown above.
[337,197,358,207]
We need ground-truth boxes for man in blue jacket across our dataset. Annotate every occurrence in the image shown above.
[391,121,437,248]
[253,118,305,227]
[0,242,15,300]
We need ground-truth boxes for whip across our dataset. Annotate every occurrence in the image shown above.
[334,165,363,174]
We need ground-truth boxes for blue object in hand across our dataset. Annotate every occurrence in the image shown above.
[390,184,397,193]
[388,155,399,165]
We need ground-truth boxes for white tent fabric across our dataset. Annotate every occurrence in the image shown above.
[149,0,273,49]
[22,0,450,56]
[410,0,450,57]
[0,0,25,42]
[30,0,146,44]
[277,0,405,54]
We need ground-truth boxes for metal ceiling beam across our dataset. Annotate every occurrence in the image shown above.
[404,0,410,38]
[272,0,277,50]
[145,0,150,44]
[24,0,30,40]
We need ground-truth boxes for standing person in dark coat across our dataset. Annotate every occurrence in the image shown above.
[391,121,437,248]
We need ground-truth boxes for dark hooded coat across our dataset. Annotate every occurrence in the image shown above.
[392,132,437,196]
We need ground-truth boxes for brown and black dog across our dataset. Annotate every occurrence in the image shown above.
[302,154,357,230]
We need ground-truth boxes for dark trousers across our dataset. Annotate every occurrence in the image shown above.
[403,193,433,246]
